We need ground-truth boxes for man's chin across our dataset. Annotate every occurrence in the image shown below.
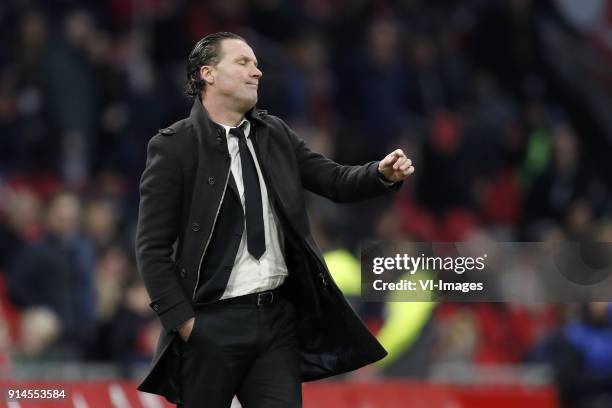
[238,97,258,113]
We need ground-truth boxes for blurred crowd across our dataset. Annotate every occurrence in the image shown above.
[1,0,612,406]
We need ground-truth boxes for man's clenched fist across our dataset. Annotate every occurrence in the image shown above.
[378,149,415,183]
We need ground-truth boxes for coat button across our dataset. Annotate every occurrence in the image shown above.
[180,268,187,278]
[152,303,160,312]
[192,222,200,232]
[319,272,328,288]
[208,177,215,185]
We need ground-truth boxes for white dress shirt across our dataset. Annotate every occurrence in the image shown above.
[216,118,288,299]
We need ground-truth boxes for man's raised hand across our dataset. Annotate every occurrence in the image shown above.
[378,149,415,183]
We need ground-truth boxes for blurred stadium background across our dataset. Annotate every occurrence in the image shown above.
[1,0,612,406]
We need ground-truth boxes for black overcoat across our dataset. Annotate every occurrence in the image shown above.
[135,98,396,403]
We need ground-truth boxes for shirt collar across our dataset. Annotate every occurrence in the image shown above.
[218,118,251,139]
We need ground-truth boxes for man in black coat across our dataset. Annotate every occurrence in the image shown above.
[135,32,414,407]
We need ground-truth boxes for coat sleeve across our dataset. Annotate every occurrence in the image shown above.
[279,119,402,202]
[135,135,194,333]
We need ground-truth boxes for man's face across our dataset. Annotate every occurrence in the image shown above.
[204,39,262,111]
[47,193,81,238]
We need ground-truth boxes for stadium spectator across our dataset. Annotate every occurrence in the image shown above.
[537,303,612,408]
[6,191,96,358]
[16,306,62,360]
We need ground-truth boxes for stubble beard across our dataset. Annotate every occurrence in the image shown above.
[236,91,258,114]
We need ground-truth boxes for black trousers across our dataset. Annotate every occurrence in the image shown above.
[176,295,302,408]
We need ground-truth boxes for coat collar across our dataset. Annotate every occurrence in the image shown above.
[189,97,267,149]
[188,97,269,199]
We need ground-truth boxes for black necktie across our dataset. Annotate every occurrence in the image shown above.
[230,124,266,259]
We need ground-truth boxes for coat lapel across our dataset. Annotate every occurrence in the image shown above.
[189,98,264,204]
[250,112,272,185]
[252,120,270,166]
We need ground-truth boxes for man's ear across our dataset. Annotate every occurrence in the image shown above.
[201,65,214,85]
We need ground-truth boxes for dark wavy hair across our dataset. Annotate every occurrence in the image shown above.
[185,32,246,98]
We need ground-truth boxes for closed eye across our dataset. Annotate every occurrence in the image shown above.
[235,57,258,67]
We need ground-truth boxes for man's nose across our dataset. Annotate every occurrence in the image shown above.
[252,66,262,78]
